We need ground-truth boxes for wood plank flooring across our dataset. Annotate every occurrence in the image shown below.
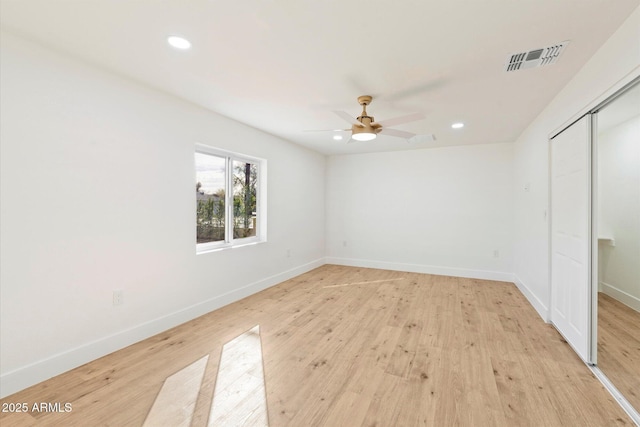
[0,265,633,426]
[598,292,640,413]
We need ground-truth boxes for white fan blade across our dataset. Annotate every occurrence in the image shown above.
[379,128,416,139]
[374,112,424,128]
[333,110,365,127]
[304,128,350,132]
[409,134,436,143]
[382,79,446,102]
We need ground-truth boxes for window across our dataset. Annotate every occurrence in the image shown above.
[195,144,265,253]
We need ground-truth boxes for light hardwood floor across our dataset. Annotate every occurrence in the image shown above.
[598,292,640,413]
[0,265,633,426]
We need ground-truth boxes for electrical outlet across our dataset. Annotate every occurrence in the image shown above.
[286,249,291,258]
[342,240,347,247]
[113,290,124,306]
[493,250,500,258]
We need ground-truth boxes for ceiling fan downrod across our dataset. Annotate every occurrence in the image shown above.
[357,95,374,125]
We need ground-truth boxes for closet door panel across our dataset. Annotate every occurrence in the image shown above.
[550,115,592,363]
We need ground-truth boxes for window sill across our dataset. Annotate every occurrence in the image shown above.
[196,238,266,255]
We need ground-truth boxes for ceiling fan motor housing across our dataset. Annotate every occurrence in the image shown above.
[355,114,381,133]
[356,115,373,126]
[355,95,381,132]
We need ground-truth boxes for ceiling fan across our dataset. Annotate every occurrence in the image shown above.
[326,95,433,142]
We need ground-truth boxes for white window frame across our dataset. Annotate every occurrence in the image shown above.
[195,144,267,254]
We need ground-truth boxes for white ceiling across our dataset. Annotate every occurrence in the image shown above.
[1,0,638,155]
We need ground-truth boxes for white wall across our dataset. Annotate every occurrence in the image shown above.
[326,143,514,281]
[598,116,640,310]
[513,7,640,320]
[0,33,326,397]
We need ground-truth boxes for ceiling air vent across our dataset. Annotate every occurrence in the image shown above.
[505,41,569,72]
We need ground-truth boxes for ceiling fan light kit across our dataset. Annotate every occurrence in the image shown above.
[351,128,377,141]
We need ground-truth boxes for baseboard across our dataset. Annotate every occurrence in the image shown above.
[327,257,552,323]
[600,282,640,312]
[0,258,325,399]
[325,256,515,283]
[512,274,549,322]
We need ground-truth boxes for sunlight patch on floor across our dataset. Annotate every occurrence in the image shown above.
[208,325,269,427]
[143,355,209,427]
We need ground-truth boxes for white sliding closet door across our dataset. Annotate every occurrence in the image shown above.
[550,114,592,363]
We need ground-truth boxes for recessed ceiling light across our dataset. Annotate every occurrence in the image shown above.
[167,36,191,50]
[451,122,464,129]
[333,135,343,140]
